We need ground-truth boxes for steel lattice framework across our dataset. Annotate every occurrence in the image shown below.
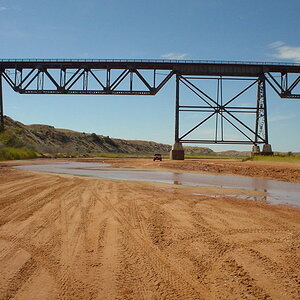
[0,59,299,151]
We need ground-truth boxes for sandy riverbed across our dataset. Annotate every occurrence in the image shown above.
[0,159,299,299]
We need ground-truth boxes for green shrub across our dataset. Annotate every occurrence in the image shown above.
[248,154,300,163]
[90,133,103,144]
[103,136,118,148]
[0,132,25,148]
[185,155,242,160]
[91,153,153,158]
[0,147,38,161]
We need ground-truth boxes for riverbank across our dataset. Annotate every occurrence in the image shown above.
[0,162,299,299]
[74,157,300,183]
[2,157,300,183]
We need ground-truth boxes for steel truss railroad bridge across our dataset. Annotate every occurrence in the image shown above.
[0,59,299,159]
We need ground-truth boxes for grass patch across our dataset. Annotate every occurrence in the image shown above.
[91,152,155,158]
[185,155,243,160]
[245,154,300,163]
[0,131,25,148]
[0,147,38,161]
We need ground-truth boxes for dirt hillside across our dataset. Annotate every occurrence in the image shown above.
[1,116,172,155]
[1,116,253,157]
[2,116,226,156]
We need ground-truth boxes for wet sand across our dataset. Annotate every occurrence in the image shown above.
[14,160,300,207]
[0,160,300,299]
[96,157,300,183]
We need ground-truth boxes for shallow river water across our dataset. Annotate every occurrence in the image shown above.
[15,161,300,208]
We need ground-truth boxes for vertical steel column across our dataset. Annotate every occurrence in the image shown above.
[255,75,268,144]
[106,69,111,91]
[175,74,180,142]
[130,70,133,92]
[0,72,4,131]
[171,74,184,160]
[262,77,269,145]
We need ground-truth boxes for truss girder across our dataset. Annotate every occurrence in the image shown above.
[0,60,299,97]
[265,72,300,98]
[0,67,174,95]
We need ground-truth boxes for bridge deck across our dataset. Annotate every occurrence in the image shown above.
[1,59,300,76]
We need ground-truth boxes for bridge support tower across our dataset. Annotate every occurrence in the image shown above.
[170,75,185,160]
[0,73,3,132]
[253,75,273,156]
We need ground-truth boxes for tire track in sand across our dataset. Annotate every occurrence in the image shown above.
[0,257,38,300]
[92,181,208,300]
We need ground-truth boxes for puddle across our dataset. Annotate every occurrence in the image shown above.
[15,160,300,208]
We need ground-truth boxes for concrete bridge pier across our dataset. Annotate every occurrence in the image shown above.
[251,145,260,156]
[251,144,273,156]
[170,142,184,160]
[261,144,273,155]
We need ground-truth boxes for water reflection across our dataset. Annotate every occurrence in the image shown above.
[15,161,300,208]
[172,172,182,185]
[192,193,268,202]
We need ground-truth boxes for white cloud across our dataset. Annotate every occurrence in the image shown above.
[269,41,300,62]
[269,41,285,49]
[0,6,7,11]
[161,53,188,60]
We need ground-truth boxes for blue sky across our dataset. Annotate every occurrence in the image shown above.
[1,0,300,152]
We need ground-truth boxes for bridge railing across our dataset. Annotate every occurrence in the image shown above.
[0,58,300,66]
